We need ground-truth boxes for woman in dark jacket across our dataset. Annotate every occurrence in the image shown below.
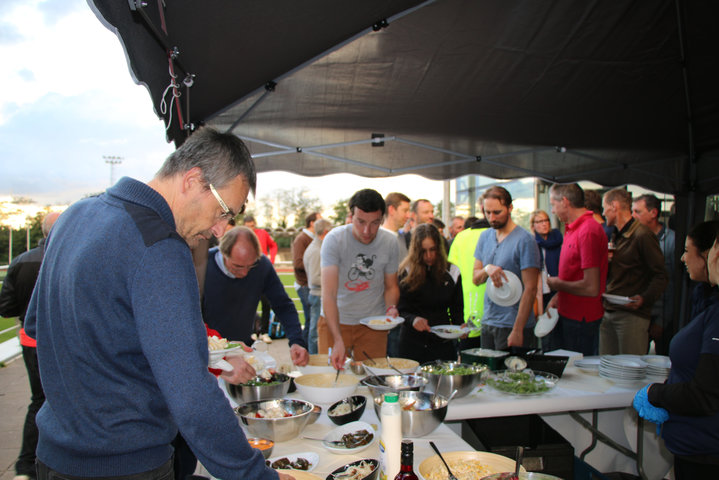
[397,223,464,364]
[634,222,719,479]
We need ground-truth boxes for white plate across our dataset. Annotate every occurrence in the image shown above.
[430,324,466,339]
[322,421,376,455]
[486,270,523,306]
[266,452,319,472]
[208,344,245,362]
[534,307,559,338]
[602,293,633,305]
[641,355,671,369]
[359,315,405,331]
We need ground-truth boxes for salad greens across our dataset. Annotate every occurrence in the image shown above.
[488,371,553,394]
[425,364,478,376]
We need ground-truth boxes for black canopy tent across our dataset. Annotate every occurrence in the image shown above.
[89,0,718,339]
[89,0,718,203]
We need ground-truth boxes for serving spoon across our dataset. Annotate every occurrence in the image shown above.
[386,356,404,376]
[429,441,458,480]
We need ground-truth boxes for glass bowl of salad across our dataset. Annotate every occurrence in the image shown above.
[418,361,489,398]
[225,372,292,403]
[486,370,559,396]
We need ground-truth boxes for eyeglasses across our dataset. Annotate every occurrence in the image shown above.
[533,219,550,225]
[229,258,260,272]
[209,183,245,220]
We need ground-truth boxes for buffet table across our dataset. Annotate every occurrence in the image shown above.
[209,361,671,480]
[443,365,671,480]
[202,380,476,480]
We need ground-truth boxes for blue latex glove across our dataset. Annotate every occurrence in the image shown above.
[633,384,669,434]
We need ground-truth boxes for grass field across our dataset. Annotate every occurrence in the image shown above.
[278,271,305,326]
[0,316,18,343]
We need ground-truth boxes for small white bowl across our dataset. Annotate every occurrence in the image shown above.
[294,373,358,405]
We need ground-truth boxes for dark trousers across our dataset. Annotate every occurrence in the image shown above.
[17,345,44,477]
[172,434,197,480]
[295,285,311,345]
[558,315,600,356]
[37,458,173,480]
[256,295,271,335]
[674,455,719,480]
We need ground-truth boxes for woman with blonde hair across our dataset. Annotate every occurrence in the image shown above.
[397,223,464,363]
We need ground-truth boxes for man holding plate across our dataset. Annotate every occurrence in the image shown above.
[320,188,400,369]
[472,186,541,350]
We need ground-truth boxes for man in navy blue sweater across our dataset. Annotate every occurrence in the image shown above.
[24,128,292,480]
[203,226,309,379]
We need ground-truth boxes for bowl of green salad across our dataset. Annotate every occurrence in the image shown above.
[226,372,292,403]
[486,370,559,396]
[418,361,488,399]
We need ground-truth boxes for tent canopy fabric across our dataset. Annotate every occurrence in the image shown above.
[90,0,719,196]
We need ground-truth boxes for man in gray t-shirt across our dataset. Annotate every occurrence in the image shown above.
[321,189,400,369]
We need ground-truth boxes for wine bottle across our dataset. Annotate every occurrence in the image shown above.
[394,440,418,480]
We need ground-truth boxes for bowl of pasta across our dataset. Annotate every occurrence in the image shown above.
[328,395,367,425]
[419,451,525,480]
[327,459,379,480]
[294,373,359,405]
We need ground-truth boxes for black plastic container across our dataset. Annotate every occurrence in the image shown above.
[461,414,574,480]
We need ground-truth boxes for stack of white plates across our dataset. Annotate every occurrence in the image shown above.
[574,356,601,374]
[641,355,671,379]
[599,355,647,384]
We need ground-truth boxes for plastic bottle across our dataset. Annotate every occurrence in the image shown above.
[394,440,419,480]
[379,392,402,480]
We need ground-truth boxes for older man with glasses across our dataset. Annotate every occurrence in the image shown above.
[202,225,310,374]
[24,127,294,480]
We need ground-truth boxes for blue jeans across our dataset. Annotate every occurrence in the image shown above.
[307,294,322,354]
[559,315,600,356]
[295,285,311,345]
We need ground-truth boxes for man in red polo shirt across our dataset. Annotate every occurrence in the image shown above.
[546,183,608,355]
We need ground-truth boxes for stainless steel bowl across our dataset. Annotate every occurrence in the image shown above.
[225,373,292,403]
[419,361,488,398]
[349,361,366,376]
[372,390,448,437]
[235,398,314,442]
[246,437,274,459]
[307,404,322,425]
[361,374,428,398]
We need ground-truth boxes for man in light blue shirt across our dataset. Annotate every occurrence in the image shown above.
[473,186,541,350]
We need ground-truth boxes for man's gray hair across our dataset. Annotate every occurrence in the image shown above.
[635,194,661,214]
[156,127,257,195]
[219,226,261,258]
[550,183,585,208]
[314,218,333,237]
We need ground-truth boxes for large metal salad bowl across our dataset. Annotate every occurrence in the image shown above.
[372,390,448,437]
[361,374,428,398]
[225,372,292,403]
[419,361,488,398]
[235,398,314,442]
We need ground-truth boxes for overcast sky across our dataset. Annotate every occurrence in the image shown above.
[0,0,448,208]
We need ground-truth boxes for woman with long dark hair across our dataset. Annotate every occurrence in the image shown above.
[634,221,719,479]
[397,223,464,364]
